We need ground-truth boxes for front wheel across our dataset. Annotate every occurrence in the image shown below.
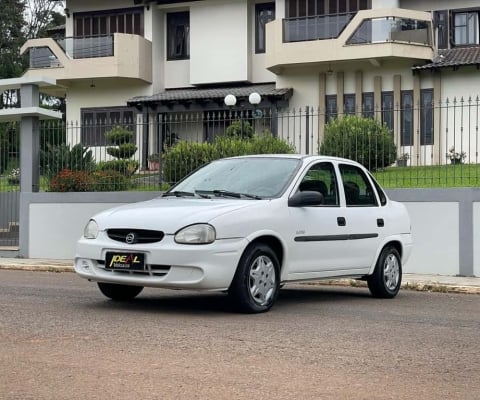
[229,243,280,313]
[97,282,144,301]
[367,246,402,298]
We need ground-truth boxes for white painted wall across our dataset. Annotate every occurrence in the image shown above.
[403,202,459,275]
[29,203,120,259]
[65,81,151,123]
[474,202,480,277]
[190,1,249,84]
[400,0,480,12]
[27,199,465,277]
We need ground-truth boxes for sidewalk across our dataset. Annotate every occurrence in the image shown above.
[0,257,479,294]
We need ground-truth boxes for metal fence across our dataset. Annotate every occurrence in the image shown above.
[1,98,480,196]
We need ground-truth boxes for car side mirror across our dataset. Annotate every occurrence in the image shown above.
[288,191,324,207]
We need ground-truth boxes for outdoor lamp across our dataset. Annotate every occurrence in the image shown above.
[224,94,237,107]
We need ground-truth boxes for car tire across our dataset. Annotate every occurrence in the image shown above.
[229,243,280,313]
[367,245,402,298]
[97,282,144,301]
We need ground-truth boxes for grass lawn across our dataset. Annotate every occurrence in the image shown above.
[1,164,479,192]
[374,164,480,188]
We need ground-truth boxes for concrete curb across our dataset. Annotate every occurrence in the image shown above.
[1,262,479,294]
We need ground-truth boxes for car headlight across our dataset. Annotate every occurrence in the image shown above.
[175,224,216,244]
[84,219,99,239]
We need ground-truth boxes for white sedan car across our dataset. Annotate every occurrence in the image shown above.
[75,155,412,313]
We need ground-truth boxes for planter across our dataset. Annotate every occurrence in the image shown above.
[450,159,463,165]
[396,160,407,167]
[148,161,159,171]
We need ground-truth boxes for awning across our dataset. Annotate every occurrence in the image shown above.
[127,83,293,111]
[413,46,480,71]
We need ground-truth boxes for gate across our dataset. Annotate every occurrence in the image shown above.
[0,122,20,248]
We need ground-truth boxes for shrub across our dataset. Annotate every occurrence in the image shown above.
[105,126,138,161]
[48,169,94,192]
[90,170,130,191]
[96,159,139,177]
[105,125,134,145]
[41,143,95,179]
[49,169,130,192]
[163,133,295,183]
[320,115,396,170]
[225,120,254,139]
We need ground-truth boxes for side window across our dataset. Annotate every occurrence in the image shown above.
[298,162,339,206]
[339,164,378,207]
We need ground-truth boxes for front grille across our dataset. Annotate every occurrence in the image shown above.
[107,229,164,244]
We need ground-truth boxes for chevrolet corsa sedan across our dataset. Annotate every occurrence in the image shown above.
[75,155,413,313]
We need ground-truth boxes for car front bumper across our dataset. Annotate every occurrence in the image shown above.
[74,233,248,291]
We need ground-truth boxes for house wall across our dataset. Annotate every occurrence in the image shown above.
[190,0,250,85]
[400,0,480,11]
[21,189,480,277]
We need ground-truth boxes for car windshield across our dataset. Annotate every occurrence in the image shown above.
[168,157,301,199]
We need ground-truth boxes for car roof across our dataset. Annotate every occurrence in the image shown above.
[222,154,361,164]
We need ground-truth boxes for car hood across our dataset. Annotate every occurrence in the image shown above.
[93,197,261,234]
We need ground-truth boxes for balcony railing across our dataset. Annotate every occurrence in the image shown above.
[283,12,355,42]
[57,35,114,59]
[28,35,115,68]
[347,17,431,45]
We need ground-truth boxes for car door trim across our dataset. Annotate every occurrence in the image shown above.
[294,233,378,242]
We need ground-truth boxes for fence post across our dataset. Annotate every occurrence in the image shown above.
[305,106,310,154]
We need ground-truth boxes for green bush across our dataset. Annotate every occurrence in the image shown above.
[41,143,95,179]
[320,115,396,170]
[105,125,134,145]
[96,159,139,177]
[163,133,295,183]
[106,143,137,159]
[225,120,254,139]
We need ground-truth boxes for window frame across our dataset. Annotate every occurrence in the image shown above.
[74,7,144,37]
[400,90,414,147]
[167,11,190,61]
[453,11,479,46]
[362,92,374,119]
[339,163,378,208]
[325,94,337,123]
[297,161,340,207]
[420,89,434,146]
[81,107,136,147]
[255,2,275,54]
[381,91,394,133]
[344,93,356,116]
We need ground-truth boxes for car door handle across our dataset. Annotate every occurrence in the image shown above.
[377,218,384,227]
[337,217,346,226]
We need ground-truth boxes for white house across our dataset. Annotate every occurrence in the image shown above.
[19,0,480,165]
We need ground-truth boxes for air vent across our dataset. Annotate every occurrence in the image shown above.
[107,229,164,244]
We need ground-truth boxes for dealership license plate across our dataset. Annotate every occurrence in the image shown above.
[105,252,145,271]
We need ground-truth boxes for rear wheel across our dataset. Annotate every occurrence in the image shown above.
[367,246,402,298]
[97,282,143,301]
[229,243,280,313]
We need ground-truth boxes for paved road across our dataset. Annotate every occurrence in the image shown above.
[0,270,478,400]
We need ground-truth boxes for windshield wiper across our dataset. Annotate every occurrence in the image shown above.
[212,190,261,200]
[163,190,210,199]
[162,191,196,198]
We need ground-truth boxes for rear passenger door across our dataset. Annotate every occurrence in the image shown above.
[338,163,384,269]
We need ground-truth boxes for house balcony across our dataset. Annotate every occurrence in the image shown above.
[265,8,433,73]
[20,33,152,92]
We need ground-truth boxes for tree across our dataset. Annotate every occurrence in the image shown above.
[24,1,65,39]
[0,0,27,107]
